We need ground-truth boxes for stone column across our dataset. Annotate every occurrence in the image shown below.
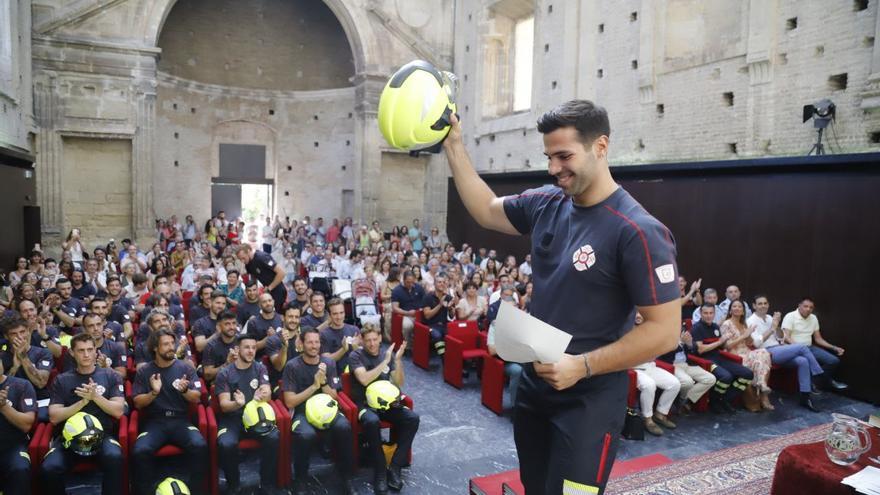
[132,79,157,243]
[353,72,386,225]
[34,74,63,241]
[744,0,777,155]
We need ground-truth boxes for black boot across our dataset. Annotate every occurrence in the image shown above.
[387,464,403,491]
[800,392,820,412]
[341,477,356,495]
[374,469,389,495]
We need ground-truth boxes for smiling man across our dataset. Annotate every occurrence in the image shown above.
[443,100,681,494]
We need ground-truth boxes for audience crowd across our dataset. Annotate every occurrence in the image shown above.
[0,211,851,494]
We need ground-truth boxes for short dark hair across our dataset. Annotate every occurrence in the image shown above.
[217,309,236,322]
[71,332,95,349]
[799,296,815,305]
[198,284,214,296]
[226,269,239,277]
[282,304,302,316]
[310,291,325,301]
[327,297,344,309]
[536,100,610,146]
[132,273,148,285]
[752,294,768,303]
[87,297,108,309]
[236,333,257,345]
[244,279,258,289]
[147,327,177,358]
[55,277,71,286]
[300,326,319,340]
[0,314,27,335]
[210,290,227,301]
[700,303,716,311]
[82,312,103,325]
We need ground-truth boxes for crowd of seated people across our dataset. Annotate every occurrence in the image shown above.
[0,211,853,494]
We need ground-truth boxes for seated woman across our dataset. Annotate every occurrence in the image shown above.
[456,282,487,322]
[721,299,774,410]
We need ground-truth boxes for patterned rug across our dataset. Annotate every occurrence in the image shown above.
[605,423,832,495]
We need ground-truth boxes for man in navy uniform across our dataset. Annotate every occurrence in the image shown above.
[236,244,287,314]
[243,293,282,355]
[281,327,354,494]
[214,333,281,494]
[131,328,206,495]
[349,324,417,493]
[42,332,126,495]
[0,317,38,495]
[1,313,52,422]
[201,310,239,384]
[443,101,681,494]
[319,297,360,376]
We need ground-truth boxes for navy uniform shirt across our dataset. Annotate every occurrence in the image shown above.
[62,339,126,373]
[246,250,279,287]
[108,297,134,325]
[264,333,301,384]
[56,299,85,328]
[71,283,97,302]
[421,292,451,327]
[300,312,328,329]
[503,185,679,355]
[245,313,282,343]
[391,284,425,312]
[320,324,359,375]
[214,361,270,418]
[280,355,339,414]
[132,360,200,420]
[236,300,261,326]
[192,315,218,340]
[49,367,124,431]
[201,337,237,369]
[690,320,723,360]
[0,376,37,444]
[188,304,211,327]
[347,348,394,408]
[0,344,53,399]
[104,321,125,342]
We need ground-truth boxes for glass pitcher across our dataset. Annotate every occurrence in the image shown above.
[825,413,873,466]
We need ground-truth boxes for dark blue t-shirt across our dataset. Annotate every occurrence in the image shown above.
[214,361,270,419]
[690,320,723,360]
[391,284,425,312]
[503,185,679,354]
[0,376,37,444]
[49,367,124,431]
[133,359,200,420]
[319,324,360,375]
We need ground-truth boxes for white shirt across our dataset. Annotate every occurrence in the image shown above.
[747,313,780,348]
[781,310,820,346]
[519,261,532,276]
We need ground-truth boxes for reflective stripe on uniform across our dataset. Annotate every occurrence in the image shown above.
[188,425,199,431]
[19,451,30,462]
[137,432,149,439]
[291,420,300,432]
[562,479,599,494]
[217,427,227,438]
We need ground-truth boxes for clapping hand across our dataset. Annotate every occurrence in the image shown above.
[233,389,246,407]
[314,362,327,389]
[175,376,190,393]
[0,388,9,409]
[395,341,407,362]
[384,343,396,363]
[150,373,162,394]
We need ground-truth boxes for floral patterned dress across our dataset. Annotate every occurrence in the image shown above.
[721,320,772,391]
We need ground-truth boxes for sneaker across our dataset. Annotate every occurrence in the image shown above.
[387,464,404,491]
[653,413,677,429]
[829,379,848,391]
[644,418,664,436]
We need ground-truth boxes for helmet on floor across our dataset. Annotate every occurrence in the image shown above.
[155,477,190,495]
[366,380,401,411]
[62,411,105,456]
[242,399,277,436]
[378,59,458,154]
[305,393,339,430]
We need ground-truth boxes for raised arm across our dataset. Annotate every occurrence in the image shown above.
[442,115,519,235]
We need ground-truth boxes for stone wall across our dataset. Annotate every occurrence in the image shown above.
[453,0,880,175]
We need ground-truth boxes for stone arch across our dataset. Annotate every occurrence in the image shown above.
[144,0,368,75]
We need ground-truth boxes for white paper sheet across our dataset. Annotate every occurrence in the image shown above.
[842,466,880,495]
[494,302,572,363]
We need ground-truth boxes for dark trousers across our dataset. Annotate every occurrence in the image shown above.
[709,358,754,402]
[270,285,288,314]
[217,416,280,489]
[290,412,354,480]
[429,324,447,354]
[359,406,420,473]
[0,439,31,495]
[41,435,124,495]
[513,367,627,495]
[132,417,208,495]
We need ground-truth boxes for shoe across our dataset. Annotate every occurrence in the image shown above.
[653,413,677,429]
[709,400,725,414]
[644,418,664,436]
[374,470,389,495]
[829,379,848,391]
[800,393,821,412]
[760,392,775,411]
[387,465,404,491]
[721,400,737,414]
[679,400,693,415]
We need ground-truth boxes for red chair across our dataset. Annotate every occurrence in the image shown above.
[128,402,209,493]
[181,290,194,327]
[269,399,292,487]
[390,313,404,348]
[412,319,431,370]
[206,387,287,494]
[34,415,129,495]
[443,320,488,389]
[339,373,414,466]
[28,421,48,493]
[481,354,505,415]
[626,369,639,408]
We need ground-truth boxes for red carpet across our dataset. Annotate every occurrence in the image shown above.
[468,453,673,495]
